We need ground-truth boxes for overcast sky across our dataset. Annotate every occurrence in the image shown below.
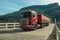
[0,0,60,15]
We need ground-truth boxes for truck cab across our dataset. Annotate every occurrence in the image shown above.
[20,10,38,30]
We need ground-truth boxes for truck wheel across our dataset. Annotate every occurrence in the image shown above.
[23,28,34,31]
[46,23,49,26]
[40,23,43,28]
[39,26,42,28]
[39,25,42,28]
[23,28,26,30]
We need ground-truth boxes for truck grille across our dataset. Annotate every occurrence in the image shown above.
[20,18,29,26]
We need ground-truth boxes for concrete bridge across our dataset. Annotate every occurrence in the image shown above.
[0,23,54,40]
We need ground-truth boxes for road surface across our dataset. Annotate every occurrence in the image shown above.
[0,23,54,40]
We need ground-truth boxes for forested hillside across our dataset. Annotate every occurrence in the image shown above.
[0,3,60,23]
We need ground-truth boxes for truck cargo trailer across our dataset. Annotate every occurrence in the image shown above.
[20,10,50,30]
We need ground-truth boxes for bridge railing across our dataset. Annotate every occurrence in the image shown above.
[0,23,20,29]
[54,19,60,40]
[55,24,60,40]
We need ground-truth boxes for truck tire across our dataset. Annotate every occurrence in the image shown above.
[23,28,27,30]
[37,23,42,28]
[39,24,42,28]
[23,28,35,31]
[46,23,49,26]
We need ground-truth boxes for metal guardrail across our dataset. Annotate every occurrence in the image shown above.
[0,23,20,29]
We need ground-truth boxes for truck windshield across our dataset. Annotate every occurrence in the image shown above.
[20,12,31,18]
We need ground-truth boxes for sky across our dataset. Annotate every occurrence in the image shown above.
[0,0,60,15]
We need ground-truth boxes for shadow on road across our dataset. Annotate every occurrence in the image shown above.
[0,29,30,34]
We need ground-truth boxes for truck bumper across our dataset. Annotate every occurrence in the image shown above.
[20,25,34,30]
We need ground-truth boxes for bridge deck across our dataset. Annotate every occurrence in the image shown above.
[0,23,54,40]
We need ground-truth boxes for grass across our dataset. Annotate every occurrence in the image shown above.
[47,26,57,40]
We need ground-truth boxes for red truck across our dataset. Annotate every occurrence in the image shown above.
[20,10,50,30]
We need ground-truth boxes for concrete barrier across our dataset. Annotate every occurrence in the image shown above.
[0,23,20,29]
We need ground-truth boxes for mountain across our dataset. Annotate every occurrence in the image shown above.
[45,6,60,22]
[20,3,59,13]
[0,3,60,23]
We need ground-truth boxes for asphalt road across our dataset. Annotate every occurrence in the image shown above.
[0,23,54,40]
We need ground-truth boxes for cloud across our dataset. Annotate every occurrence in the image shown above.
[0,2,22,11]
[0,1,22,15]
[28,0,59,5]
[0,0,59,10]
[24,0,59,5]
[43,0,59,4]
[58,0,60,5]
[0,0,60,15]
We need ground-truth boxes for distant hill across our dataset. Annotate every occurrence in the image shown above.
[20,3,59,13]
[45,6,60,22]
[0,3,60,23]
